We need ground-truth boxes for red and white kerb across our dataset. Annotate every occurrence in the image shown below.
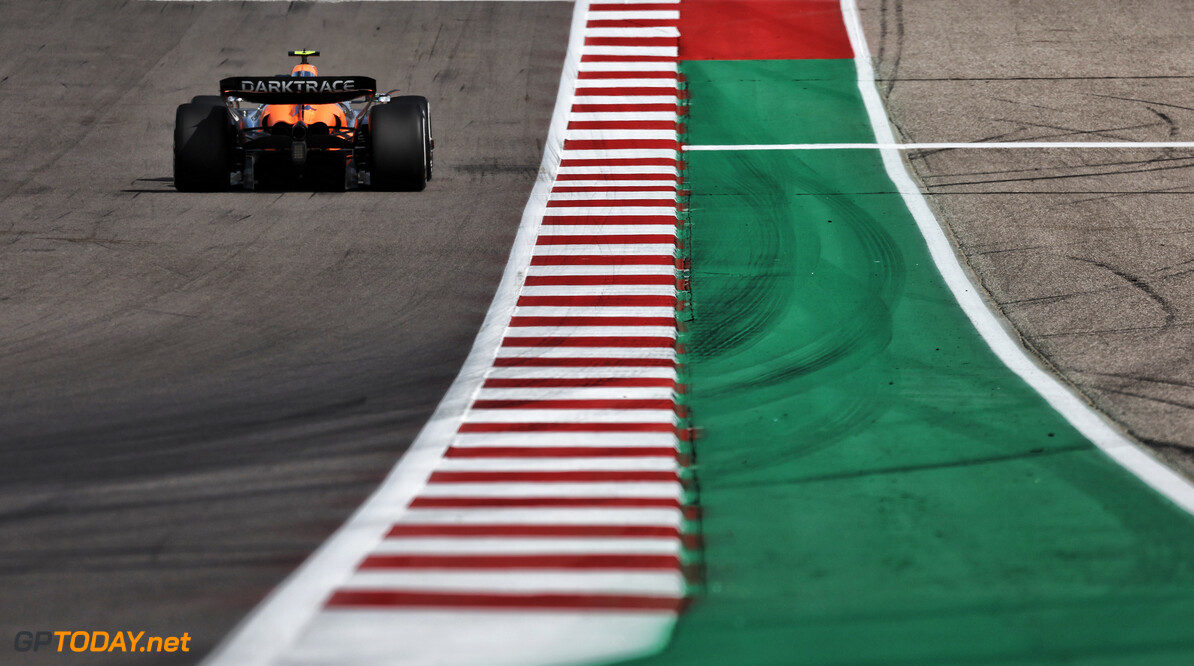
[209,2,697,665]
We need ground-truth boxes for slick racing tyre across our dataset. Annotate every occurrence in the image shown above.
[174,103,232,192]
[369,98,428,192]
[394,95,433,181]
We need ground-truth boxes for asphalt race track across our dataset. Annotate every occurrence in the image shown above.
[8,0,1194,664]
[856,0,1194,476]
[0,1,569,662]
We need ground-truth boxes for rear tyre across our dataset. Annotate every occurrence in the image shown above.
[395,95,433,181]
[369,98,427,192]
[190,95,226,107]
[174,103,232,192]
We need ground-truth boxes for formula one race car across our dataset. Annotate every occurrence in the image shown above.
[173,51,432,191]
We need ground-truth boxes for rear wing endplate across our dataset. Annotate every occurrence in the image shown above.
[219,76,377,104]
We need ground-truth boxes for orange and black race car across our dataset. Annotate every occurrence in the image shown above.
[173,51,433,191]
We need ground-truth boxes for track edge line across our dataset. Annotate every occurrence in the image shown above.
[838,0,1194,516]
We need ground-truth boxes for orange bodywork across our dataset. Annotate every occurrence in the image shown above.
[260,103,347,129]
[259,61,349,129]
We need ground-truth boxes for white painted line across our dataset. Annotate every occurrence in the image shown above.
[548,190,677,200]
[558,164,679,175]
[493,347,677,361]
[512,306,678,318]
[585,27,680,38]
[561,149,678,159]
[526,264,678,276]
[539,206,678,216]
[520,288,677,299]
[372,537,682,555]
[416,482,683,498]
[566,129,679,139]
[840,0,1194,516]
[571,112,680,123]
[452,432,680,447]
[503,327,678,338]
[483,367,678,380]
[587,11,680,20]
[463,405,678,420]
[575,96,680,106]
[532,245,677,256]
[397,507,685,526]
[339,571,686,596]
[535,227,678,237]
[551,180,678,188]
[568,84,680,93]
[582,46,678,57]
[685,141,1194,151]
[580,61,678,72]
[437,457,680,472]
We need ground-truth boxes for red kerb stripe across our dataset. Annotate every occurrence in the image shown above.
[445,446,680,458]
[358,553,680,570]
[586,19,680,29]
[471,398,675,409]
[560,156,681,167]
[563,139,679,152]
[386,524,682,538]
[428,470,679,483]
[516,295,676,306]
[568,120,679,131]
[458,423,679,434]
[541,215,677,225]
[584,36,677,47]
[508,316,675,327]
[575,87,677,97]
[529,255,675,266]
[544,200,675,210]
[409,496,683,508]
[589,3,683,12]
[536,234,675,245]
[326,590,686,612]
[570,104,681,114]
[581,55,680,63]
[577,71,678,80]
[554,173,678,182]
[482,377,677,388]
[501,336,675,348]
[491,357,677,368]
[524,275,675,286]
[552,186,678,194]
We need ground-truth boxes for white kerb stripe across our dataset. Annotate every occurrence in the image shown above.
[587,11,680,20]
[372,537,682,554]
[584,27,680,38]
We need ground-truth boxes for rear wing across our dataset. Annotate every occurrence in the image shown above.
[219,76,377,104]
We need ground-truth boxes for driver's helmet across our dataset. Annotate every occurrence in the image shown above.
[291,62,318,77]
[261,61,346,128]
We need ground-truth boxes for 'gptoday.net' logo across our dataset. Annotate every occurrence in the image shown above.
[14,631,191,654]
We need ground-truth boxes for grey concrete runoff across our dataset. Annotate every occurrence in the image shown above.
[856,0,1194,479]
[0,1,570,663]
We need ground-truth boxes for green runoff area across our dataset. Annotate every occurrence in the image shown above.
[624,34,1194,666]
